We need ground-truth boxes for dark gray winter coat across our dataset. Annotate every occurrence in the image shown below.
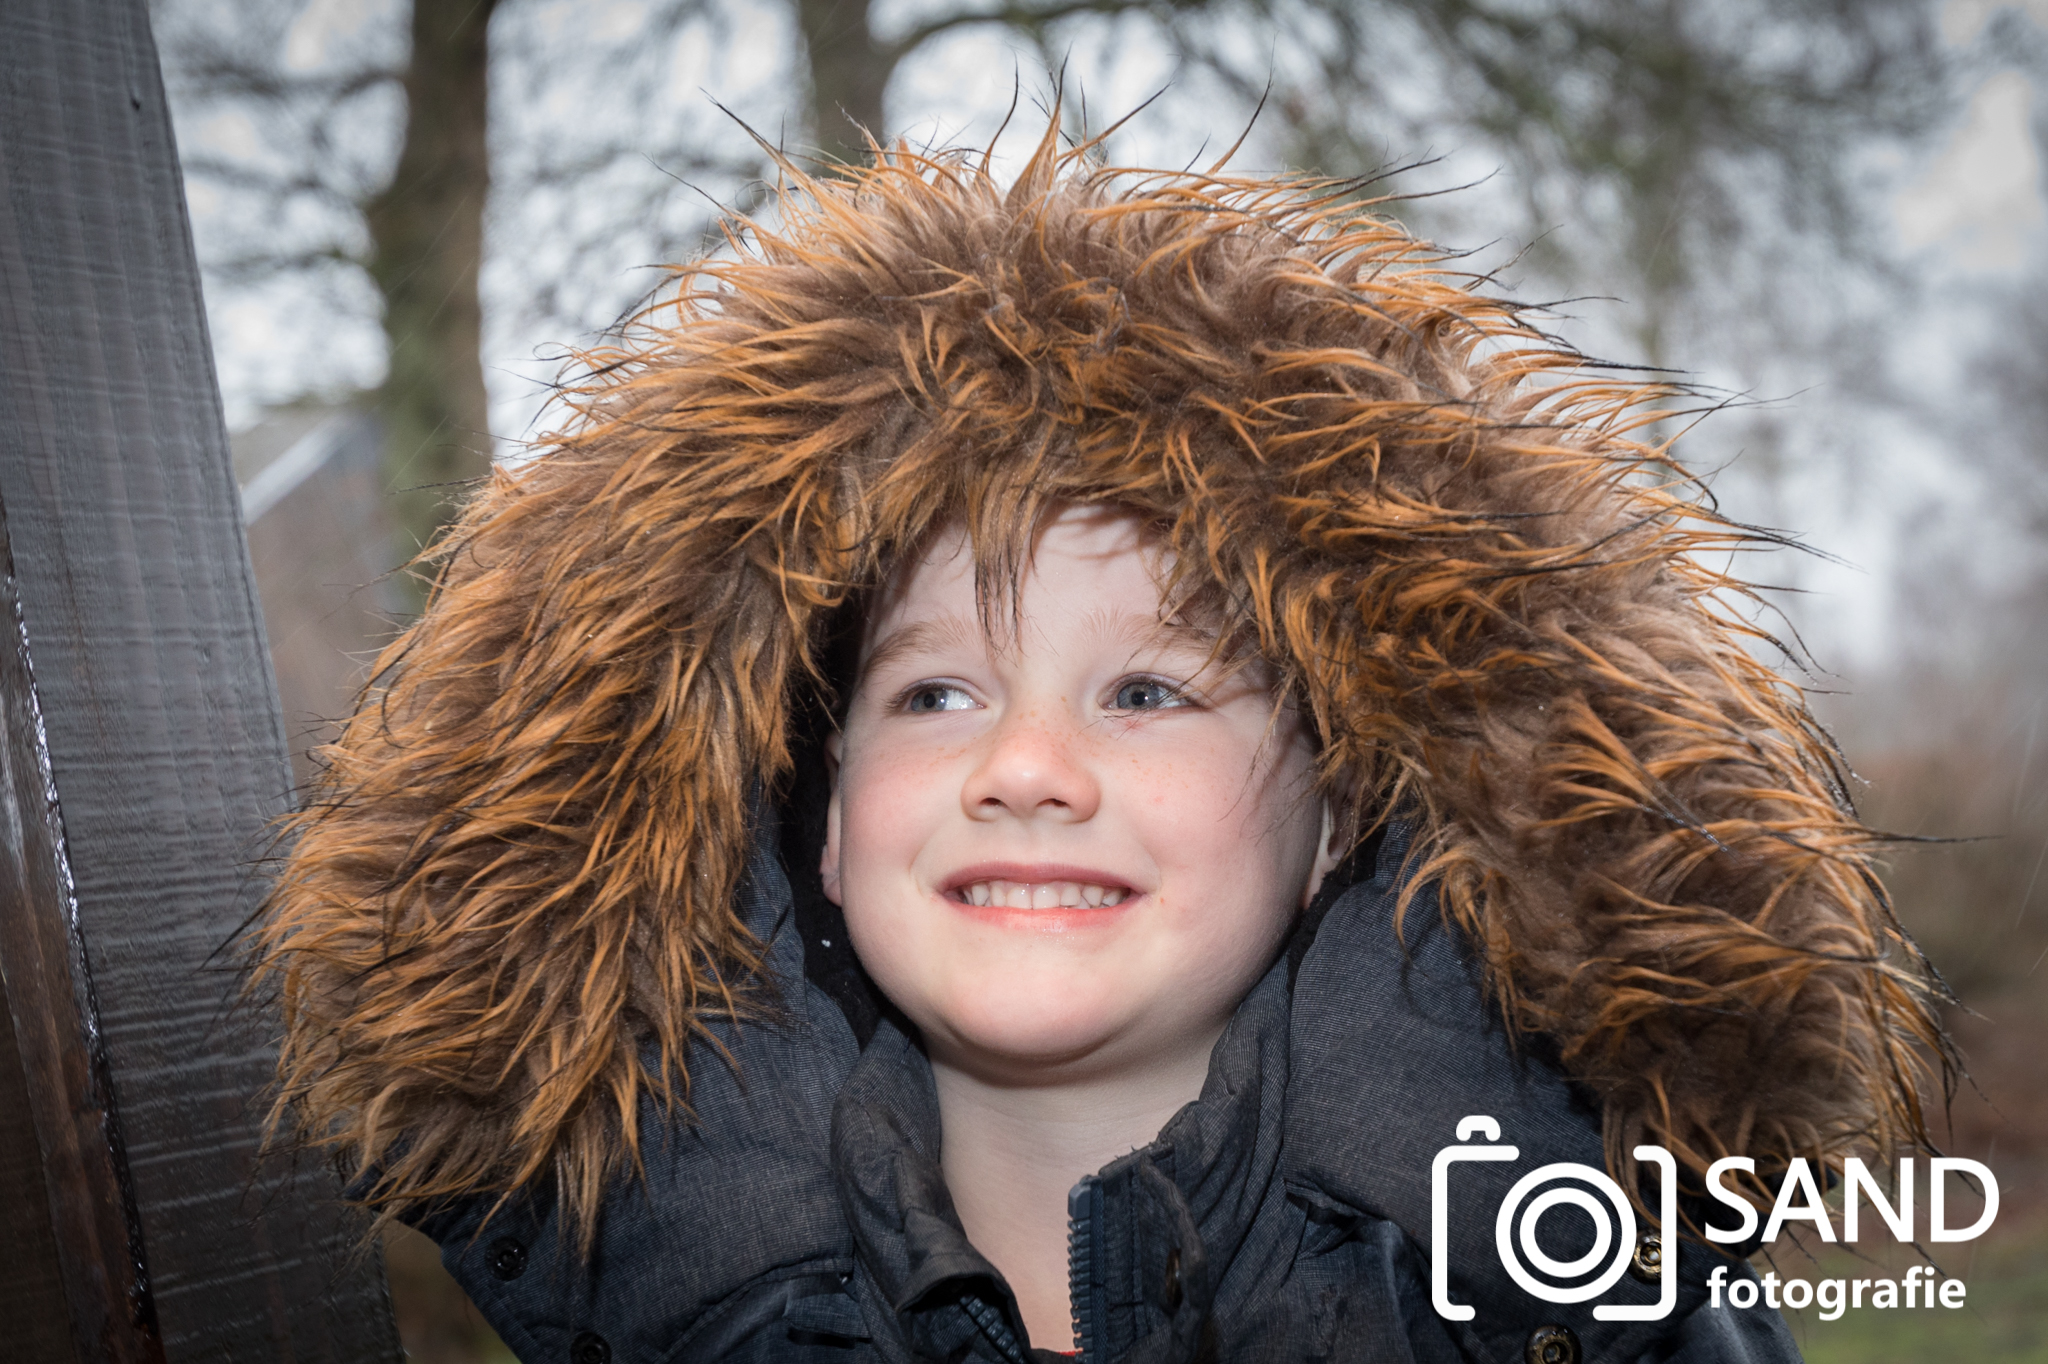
[414,821,1799,1364]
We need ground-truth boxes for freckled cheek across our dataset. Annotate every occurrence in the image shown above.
[839,746,966,900]
[845,735,958,803]
[1130,751,1265,837]
[1139,759,1310,930]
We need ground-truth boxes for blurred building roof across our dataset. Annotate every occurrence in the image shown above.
[232,401,404,790]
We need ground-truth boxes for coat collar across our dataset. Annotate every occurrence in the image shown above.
[829,952,1295,1360]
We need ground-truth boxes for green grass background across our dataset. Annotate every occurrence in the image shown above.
[1773,1236,2048,1363]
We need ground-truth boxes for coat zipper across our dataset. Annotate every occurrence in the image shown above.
[959,1294,1029,1363]
[1067,1175,1106,1362]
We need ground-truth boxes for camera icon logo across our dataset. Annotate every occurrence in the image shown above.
[1431,1115,1677,1323]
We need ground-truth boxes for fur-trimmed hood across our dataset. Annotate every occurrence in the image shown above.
[255,126,1946,1237]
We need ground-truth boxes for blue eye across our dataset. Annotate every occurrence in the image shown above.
[902,683,976,713]
[1112,677,1188,711]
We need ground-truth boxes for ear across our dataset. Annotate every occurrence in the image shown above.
[819,730,845,905]
[1301,796,1342,909]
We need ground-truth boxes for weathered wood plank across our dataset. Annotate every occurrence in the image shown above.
[0,2,403,1360]
[0,519,156,1364]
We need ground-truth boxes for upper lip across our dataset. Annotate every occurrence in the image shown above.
[937,862,1140,896]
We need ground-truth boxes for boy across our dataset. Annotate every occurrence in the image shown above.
[256,124,1945,1362]
[821,504,1339,1346]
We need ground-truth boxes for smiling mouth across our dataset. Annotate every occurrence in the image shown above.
[947,880,1132,909]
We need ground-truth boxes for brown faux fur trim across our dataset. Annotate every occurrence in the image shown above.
[253,123,1948,1238]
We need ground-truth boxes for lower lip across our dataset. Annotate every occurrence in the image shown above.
[941,893,1141,931]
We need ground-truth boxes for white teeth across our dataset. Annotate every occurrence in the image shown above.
[956,880,1130,908]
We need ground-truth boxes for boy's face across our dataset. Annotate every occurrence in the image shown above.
[822,505,1334,1083]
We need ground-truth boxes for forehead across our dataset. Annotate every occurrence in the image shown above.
[859,507,1205,671]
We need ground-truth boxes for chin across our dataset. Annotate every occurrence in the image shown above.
[926,977,1136,1071]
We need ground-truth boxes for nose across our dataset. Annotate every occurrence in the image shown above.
[960,704,1100,824]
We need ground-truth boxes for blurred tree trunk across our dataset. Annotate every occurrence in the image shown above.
[798,0,892,165]
[366,0,499,586]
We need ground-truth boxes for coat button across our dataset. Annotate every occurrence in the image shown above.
[1163,1246,1182,1311]
[486,1237,527,1282]
[1630,1232,1663,1283]
[1525,1324,1580,1364]
[569,1331,611,1364]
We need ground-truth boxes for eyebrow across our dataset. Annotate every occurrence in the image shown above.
[1080,607,1221,657]
[856,614,983,689]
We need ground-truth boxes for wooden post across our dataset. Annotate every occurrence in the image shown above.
[0,2,402,1360]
